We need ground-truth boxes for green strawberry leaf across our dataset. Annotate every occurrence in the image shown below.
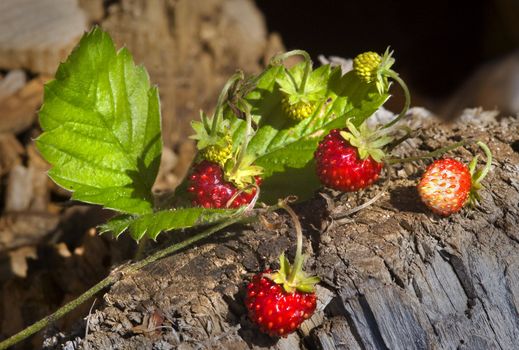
[36,27,162,215]
[98,214,135,238]
[228,64,389,203]
[276,61,328,100]
[100,207,237,241]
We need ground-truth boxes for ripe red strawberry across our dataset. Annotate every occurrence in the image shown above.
[417,158,471,216]
[245,270,317,337]
[245,203,320,337]
[315,128,385,192]
[187,161,260,208]
[418,142,492,216]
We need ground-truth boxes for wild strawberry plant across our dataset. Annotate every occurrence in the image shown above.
[35,27,403,241]
[1,26,495,348]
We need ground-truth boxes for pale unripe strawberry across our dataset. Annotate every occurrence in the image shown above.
[353,51,382,84]
[418,158,472,216]
[281,96,315,121]
[200,134,232,166]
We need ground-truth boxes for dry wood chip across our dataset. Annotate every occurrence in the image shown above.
[0,212,59,251]
[0,77,45,135]
[0,133,23,176]
[0,0,87,74]
[0,70,26,103]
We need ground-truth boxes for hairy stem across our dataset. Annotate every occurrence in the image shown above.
[271,49,312,94]
[279,201,304,285]
[232,102,253,175]
[211,71,244,136]
[383,70,411,129]
[473,141,493,185]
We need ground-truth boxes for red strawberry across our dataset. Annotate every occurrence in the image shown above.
[245,270,317,337]
[315,128,385,192]
[187,161,260,209]
[245,203,320,337]
[417,158,472,216]
[418,142,493,216]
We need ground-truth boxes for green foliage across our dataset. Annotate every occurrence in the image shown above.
[100,208,238,241]
[37,27,396,240]
[227,63,389,203]
[36,27,162,215]
[276,61,327,103]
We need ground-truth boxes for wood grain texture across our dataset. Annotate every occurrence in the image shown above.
[45,113,519,349]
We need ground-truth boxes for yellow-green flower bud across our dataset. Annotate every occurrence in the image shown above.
[201,134,233,166]
[281,96,315,121]
[353,51,382,84]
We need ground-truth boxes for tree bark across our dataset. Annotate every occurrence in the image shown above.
[45,113,519,349]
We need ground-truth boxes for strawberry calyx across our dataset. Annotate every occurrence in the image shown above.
[266,252,320,294]
[467,141,492,205]
[339,119,393,163]
[224,154,263,190]
[264,201,319,294]
[354,48,395,93]
[271,50,326,121]
[353,47,411,129]
[191,72,244,165]
[192,71,264,193]
[223,98,263,191]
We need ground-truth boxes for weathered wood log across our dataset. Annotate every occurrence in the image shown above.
[44,113,519,349]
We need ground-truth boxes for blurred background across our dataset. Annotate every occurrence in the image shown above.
[0,0,517,347]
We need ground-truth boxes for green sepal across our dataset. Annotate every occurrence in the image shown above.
[276,62,328,105]
[468,155,479,176]
[267,252,319,294]
[271,252,291,284]
[190,111,231,151]
[224,154,263,190]
[297,276,321,293]
[340,120,392,163]
[375,47,396,95]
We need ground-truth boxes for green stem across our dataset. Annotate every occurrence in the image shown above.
[472,141,493,185]
[0,215,248,350]
[271,49,312,94]
[210,71,244,136]
[383,70,411,129]
[386,141,467,164]
[232,102,253,175]
[279,201,304,285]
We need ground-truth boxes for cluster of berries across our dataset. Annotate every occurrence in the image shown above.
[185,50,492,338]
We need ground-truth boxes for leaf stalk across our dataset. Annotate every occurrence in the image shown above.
[211,71,244,136]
